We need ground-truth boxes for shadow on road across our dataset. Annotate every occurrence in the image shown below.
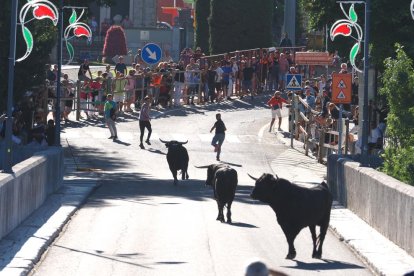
[282,259,365,271]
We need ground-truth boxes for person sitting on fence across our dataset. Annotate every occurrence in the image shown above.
[78,59,92,81]
[112,72,127,113]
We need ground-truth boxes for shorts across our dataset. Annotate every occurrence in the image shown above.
[113,92,125,102]
[125,90,134,101]
[212,133,225,146]
[279,73,287,81]
[271,108,282,118]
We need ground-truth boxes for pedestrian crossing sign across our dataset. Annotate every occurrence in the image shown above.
[286,74,302,91]
[332,73,352,104]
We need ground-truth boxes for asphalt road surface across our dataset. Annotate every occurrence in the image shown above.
[30,99,372,276]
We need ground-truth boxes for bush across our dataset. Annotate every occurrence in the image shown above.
[195,0,210,55]
[379,44,414,186]
[102,25,127,62]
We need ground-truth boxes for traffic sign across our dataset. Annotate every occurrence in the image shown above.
[286,74,302,91]
[141,43,162,65]
[332,73,352,104]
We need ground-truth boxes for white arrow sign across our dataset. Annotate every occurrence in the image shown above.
[146,48,157,60]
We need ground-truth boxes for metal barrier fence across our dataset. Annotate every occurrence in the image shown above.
[289,94,354,164]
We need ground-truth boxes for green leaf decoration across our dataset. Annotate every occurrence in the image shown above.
[66,42,75,63]
[69,10,77,24]
[349,4,358,22]
[23,26,34,53]
[350,42,360,66]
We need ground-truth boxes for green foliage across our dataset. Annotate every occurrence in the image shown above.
[380,45,414,185]
[209,0,272,54]
[195,0,210,54]
[102,25,128,59]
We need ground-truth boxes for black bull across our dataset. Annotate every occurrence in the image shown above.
[196,164,238,223]
[249,173,332,260]
[160,139,189,185]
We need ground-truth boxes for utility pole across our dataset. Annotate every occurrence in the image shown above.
[55,0,63,147]
[3,0,19,173]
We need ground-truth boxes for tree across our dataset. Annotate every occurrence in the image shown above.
[380,44,414,185]
[300,0,414,70]
[209,0,273,54]
[195,0,210,54]
[102,25,128,62]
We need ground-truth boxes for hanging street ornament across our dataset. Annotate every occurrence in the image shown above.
[411,0,414,20]
[64,9,92,64]
[17,0,59,62]
[330,3,363,73]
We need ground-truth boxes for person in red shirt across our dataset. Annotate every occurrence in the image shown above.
[267,91,290,132]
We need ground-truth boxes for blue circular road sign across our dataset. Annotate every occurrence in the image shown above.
[141,43,163,65]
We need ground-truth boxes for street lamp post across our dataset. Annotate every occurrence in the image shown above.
[3,0,19,173]
[361,0,371,166]
[331,0,371,166]
[55,0,63,147]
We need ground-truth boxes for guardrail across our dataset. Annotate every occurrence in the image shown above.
[289,94,353,164]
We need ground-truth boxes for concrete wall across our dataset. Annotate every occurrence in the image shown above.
[328,155,414,256]
[0,148,64,240]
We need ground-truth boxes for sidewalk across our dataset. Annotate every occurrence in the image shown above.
[269,115,414,276]
[0,155,99,275]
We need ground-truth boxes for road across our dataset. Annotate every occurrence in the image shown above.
[30,99,372,275]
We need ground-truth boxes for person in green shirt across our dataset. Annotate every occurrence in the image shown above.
[104,94,117,140]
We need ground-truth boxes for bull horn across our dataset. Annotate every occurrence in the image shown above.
[194,165,210,169]
[179,140,188,145]
[159,138,169,143]
[247,173,258,181]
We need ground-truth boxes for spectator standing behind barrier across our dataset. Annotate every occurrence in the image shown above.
[78,59,92,81]
[62,74,74,122]
[185,58,199,105]
[112,72,127,113]
[278,53,289,91]
[124,69,136,112]
[139,96,152,149]
[280,32,293,48]
[242,60,254,100]
[114,56,127,75]
[207,63,217,103]
[221,61,233,100]
[173,61,185,107]
[305,87,316,110]
[267,91,289,132]
[104,94,117,140]
[210,113,227,162]
[215,61,224,101]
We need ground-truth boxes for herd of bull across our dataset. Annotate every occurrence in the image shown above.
[160,139,333,260]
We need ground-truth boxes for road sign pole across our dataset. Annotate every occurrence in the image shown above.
[55,0,63,147]
[338,104,343,157]
[3,0,19,173]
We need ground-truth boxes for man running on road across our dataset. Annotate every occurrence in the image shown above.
[210,113,227,161]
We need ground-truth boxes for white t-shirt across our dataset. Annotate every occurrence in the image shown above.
[215,67,224,82]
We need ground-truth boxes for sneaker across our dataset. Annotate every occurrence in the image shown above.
[278,127,282,131]
[113,136,118,140]
[216,157,220,161]
[139,143,145,149]
[108,136,114,139]
[145,140,151,145]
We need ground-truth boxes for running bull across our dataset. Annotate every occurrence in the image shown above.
[196,164,238,223]
[249,173,332,259]
[160,139,189,185]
